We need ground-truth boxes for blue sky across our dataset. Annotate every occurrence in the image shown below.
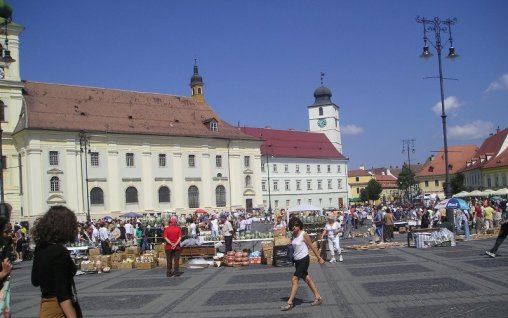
[10,0,508,170]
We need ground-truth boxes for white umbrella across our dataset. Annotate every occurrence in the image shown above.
[492,188,508,196]
[453,191,470,198]
[481,189,495,196]
[468,190,483,197]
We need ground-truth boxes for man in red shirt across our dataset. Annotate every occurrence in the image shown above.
[163,218,183,277]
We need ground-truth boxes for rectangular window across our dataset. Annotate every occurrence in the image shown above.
[284,164,289,173]
[159,154,166,167]
[274,200,279,208]
[337,165,341,173]
[306,165,311,173]
[285,180,290,191]
[356,188,359,194]
[210,121,218,132]
[262,181,266,191]
[90,152,99,166]
[1,155,6,170]
[308,199,312,205]
[425,180,429,187]
[296,180,301,190]
[327,165,331,173]
[49,151,59,166]
[337,179,342,189]
[188,154,195,167]
[126,153,134,167]
[307,180,312,190]
[355,176,359,182]
[216,155,222,168]
[273,180,278,191]
[317,165,321,173]
[317,180,322,190]
[297,199,301,205]
[244,156,250,167]
[434,180,439,187]
[295,165,300,173]
[261,162,265,172]
[286,200,290,208]
[273,164,277,173]
[328,179,332,189]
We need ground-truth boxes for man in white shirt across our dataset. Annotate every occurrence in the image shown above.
[210,216,219,238]
[98,222,111,255]
[124,221,133,242]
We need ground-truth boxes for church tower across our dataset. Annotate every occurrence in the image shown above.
[308,73,342,153]
[190,60,204,102]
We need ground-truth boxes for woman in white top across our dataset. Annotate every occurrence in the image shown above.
[273,216,287,230]
[322,215,343,263]
[281,217,324,311]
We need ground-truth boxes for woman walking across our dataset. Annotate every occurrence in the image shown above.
[322,215,343,263]
[31,206,80,318]
[281,217,325,311]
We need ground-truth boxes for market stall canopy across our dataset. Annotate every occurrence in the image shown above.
[435,198,469,210]
[119,212,143,218]
[481,189,495,196]
[195,209,206,214]
[452,191,470,198]
[492,188,508,196]
[287,204,323,214]
[349,197,362,202]
[468,190,483,197]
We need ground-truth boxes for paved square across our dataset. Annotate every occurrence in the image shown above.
[205,287,310,305]
[347,264,431,276]
[362,277,475,296]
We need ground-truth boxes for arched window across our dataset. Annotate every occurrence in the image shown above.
[159,186,170,203]
[245,175,252,187]
[50,176,60,192]
[319,107,323,116]
[216,185,226,207]
[126,186,138,204]
[188,186,199,208]
[90,187,104,205]
[198,87,202,94]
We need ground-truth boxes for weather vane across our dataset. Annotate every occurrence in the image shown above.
[320,72,325,85]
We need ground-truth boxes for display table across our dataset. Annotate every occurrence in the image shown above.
[67,246,90,252]
[407,228,441,247]
[180,245,216,257]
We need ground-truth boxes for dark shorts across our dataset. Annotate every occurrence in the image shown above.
[293,255,310,279]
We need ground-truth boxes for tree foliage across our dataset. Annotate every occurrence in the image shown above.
[365,178,383,201]
[449,172,466,195]
[360,188,369,202]
[397,165,416,191]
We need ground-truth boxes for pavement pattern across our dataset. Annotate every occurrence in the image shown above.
[9,236,508,318]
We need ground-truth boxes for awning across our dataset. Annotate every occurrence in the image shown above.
[349,197,362,202]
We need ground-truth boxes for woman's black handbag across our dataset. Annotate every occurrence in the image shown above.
[72,280,84,318]
[287,234,295,263]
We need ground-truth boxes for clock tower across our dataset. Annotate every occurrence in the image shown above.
[308,75,342,153]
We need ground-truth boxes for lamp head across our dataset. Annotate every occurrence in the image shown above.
[447,46,458,59]
[420,46,433,59]
[1,49,15,63]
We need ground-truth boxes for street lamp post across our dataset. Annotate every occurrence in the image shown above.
[266,151,272,215]
[79,132,91,221]
[416,16,458,199]
[402,139,415,203]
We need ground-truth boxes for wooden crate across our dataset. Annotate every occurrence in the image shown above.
[135,262,156,270]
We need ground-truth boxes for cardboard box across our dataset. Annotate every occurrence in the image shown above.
[80,262,95,271]
[158,258,167,267]
[88,248,100,256]
[135,262,156,270]
[111,253,126,262]
[126,246,140,255]
[111,261,120,270]
[158,251,167,259]
[274,236,290,247]
[274,228,286,237]
[118,262,134,270]
[99,255,112,266]
[155,244,165,252]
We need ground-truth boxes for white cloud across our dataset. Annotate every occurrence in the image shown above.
[486,73,508,92]
[448,120,494,140]
[342,124,364,135]
[432,96,461,116]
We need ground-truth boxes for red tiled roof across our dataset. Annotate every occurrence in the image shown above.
[417,145,477,177]
[240,127,346,159]
[16,81,257,141]
[483,148,508,169]
[348,169,372,177]
[373,175,398,188]
[462,128,508,171]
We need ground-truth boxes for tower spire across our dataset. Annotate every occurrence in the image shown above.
[190,59,204,102]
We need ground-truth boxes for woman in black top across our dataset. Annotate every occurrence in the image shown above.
[31,206,79,318]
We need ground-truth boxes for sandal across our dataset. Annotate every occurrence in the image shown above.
[311,297,323,306]
[280,303,294,311]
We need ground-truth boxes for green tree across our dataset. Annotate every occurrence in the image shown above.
[397,165,416,202]
[449,172,466,195]
[365,178,383,202]
[360,188,369,202]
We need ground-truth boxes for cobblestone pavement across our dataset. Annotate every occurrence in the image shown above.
[10,236,507,318]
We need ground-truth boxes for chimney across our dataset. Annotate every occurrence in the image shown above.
[359,165,365,170]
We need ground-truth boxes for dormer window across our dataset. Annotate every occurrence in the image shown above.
[448,164,453,171]
[428,166,434,172]
[210,121,218,132]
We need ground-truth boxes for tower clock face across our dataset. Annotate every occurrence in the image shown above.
[317,118,327,128]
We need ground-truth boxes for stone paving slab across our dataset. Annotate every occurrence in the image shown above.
[8,236,508,318]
